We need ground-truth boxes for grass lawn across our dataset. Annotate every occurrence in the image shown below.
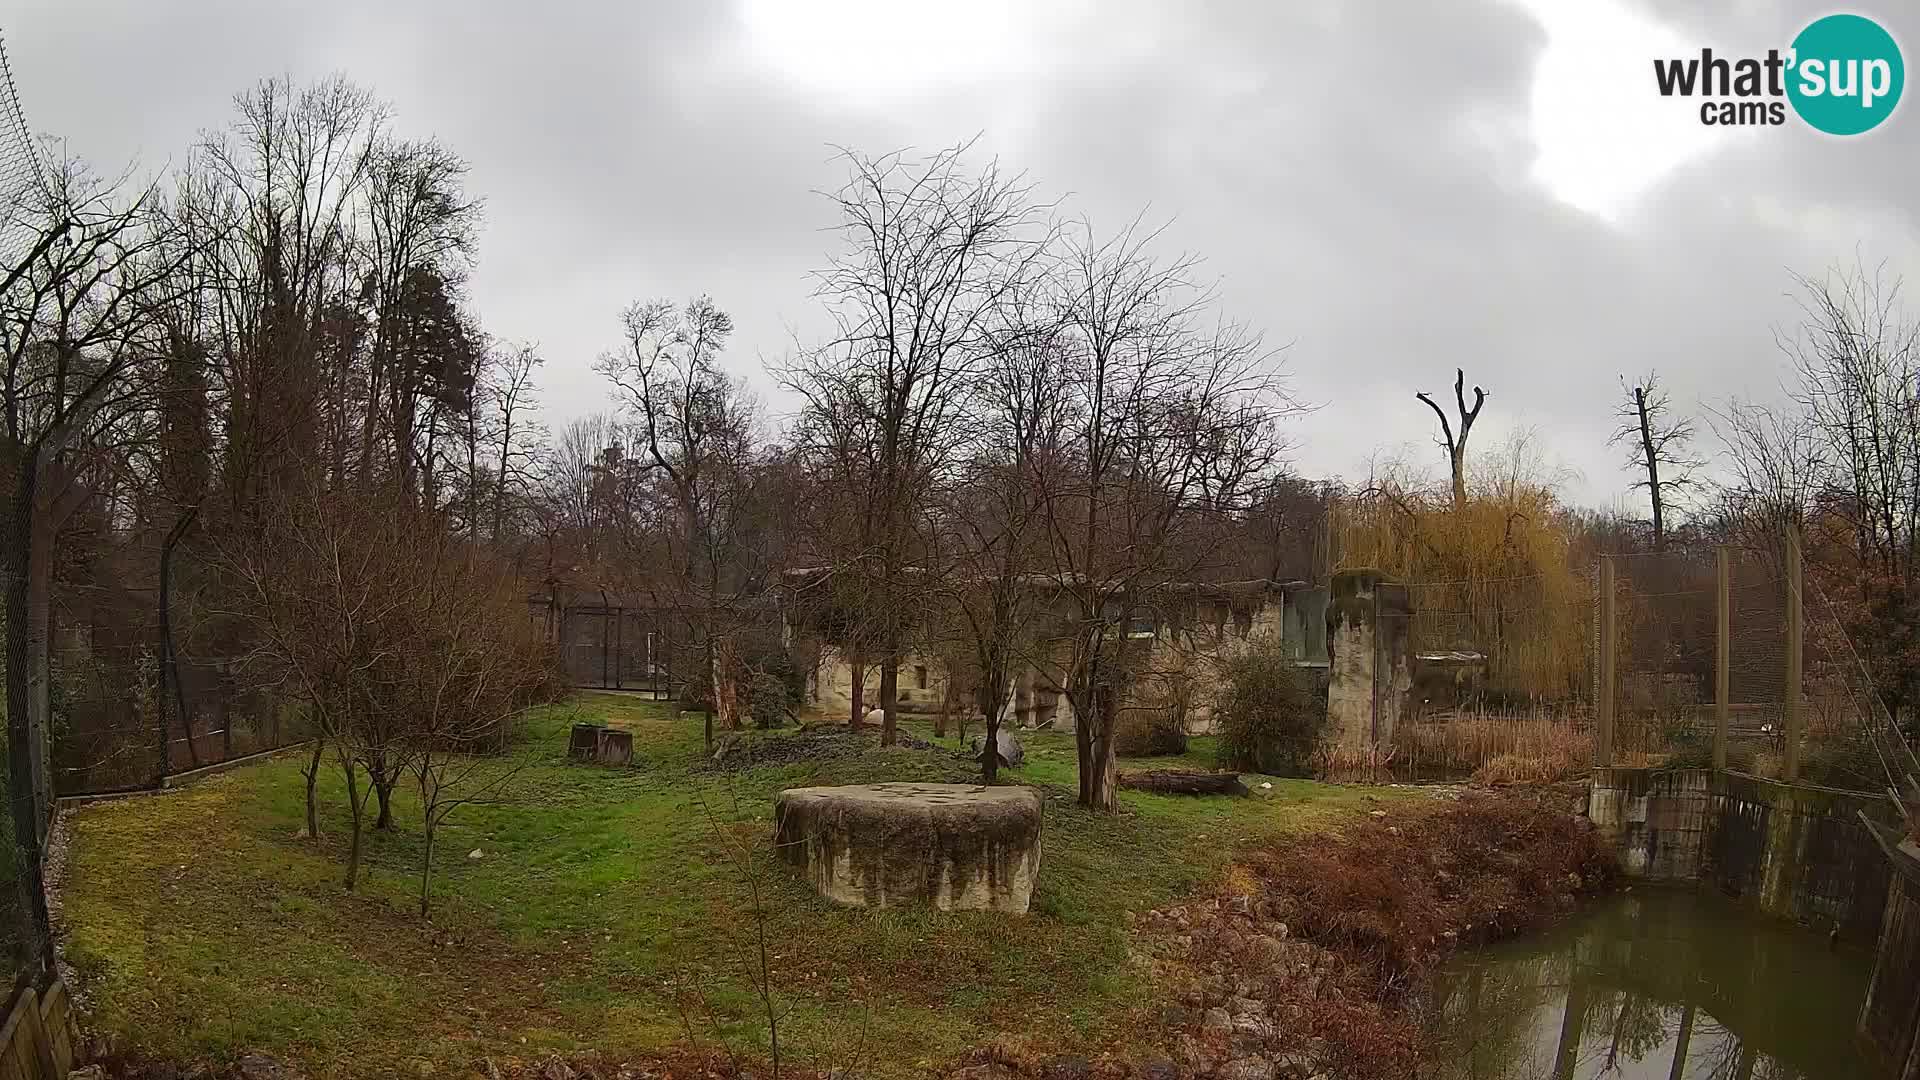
[58,693,1401,1078]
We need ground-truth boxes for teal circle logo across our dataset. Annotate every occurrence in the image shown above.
[1787,14,1904,134]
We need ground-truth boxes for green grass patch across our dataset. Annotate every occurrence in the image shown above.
[60,694,1398,1078]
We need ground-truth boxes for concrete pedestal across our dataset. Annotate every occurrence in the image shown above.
[773,782,1043,913]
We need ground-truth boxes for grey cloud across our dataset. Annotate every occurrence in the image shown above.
[7,0,1915,508]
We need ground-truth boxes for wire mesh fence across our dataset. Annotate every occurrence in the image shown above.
[45,532,310,798]
[1386,574,1596,782]
[0,26,56,994]
[1595,542,1916,795]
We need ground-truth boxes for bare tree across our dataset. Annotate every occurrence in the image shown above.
[1609,371,1701,549]
[934,288,1071,782]
[218,481,552,889]
[785,142,1048,747]
[1,151,184,899]
[1416,367,1486,509]
[594,295,761,750]
[1038,220,1294,810]
[483,340,543,543]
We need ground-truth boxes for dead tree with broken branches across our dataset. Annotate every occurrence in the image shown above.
[1416,367,1486,510]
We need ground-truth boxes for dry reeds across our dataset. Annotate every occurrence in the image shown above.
[1392,706,1591,783]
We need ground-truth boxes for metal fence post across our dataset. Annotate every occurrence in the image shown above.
[1715,545,1730,773]
[1597,557,1615,769]
[1784,525,1804,782]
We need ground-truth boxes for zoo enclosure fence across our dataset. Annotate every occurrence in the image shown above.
[1594,534,1920,797]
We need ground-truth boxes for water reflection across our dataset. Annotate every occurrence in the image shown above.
[1425,889,1878,1079]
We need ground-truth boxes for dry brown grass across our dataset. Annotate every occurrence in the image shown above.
[1143,793,1621,1080]
[1393,708,1592,783]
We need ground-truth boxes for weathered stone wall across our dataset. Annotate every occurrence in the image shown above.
[1588,767,1895,943]
[810,646,952,718]
[1326,570,1411,751]
[774,782,1044,913]
[1859,836,1920,1078]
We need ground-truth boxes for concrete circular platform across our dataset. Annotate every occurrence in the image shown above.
[773,782,1044,913]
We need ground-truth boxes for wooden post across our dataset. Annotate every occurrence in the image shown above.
[1715,546,1730,773]
[1784,525,1804,782]
[1597,557,1616,769]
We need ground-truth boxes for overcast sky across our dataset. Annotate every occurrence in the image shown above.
[9,0,1917,510]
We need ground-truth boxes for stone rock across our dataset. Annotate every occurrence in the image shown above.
[236,1055,303,1080]
[539,1059,577,1080]
[774,782,1044,913]
[1217,1059,1277,1080]
[1201,1007,1233,1033]
[468,848,485,860]
[1043,1057,1092,1080]
[66,1068,106,1080]
[1135,1061,1179,1080]
[1272,1054,1317,1080]
[1173,1034,1213,1072]
[1227,995,1264,1017]
[863,707,885,728]
[1227,894,1252,915]
[969,728,1026,768]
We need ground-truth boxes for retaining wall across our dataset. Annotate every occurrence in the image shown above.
[1859,832,1920,1079]
[1588,767,1893,943]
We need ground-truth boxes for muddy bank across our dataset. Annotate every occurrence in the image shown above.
[1128,792,1619,1080]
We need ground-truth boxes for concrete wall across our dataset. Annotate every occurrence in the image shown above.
[811,647,952,719]
[1588,767,1895,944]
[1859,835,1920,1079]
[1326,570,1412,751]
[801,585,1326,736]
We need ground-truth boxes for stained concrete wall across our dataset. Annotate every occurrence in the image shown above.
[1588,767,1894,944]
[811,647,952,719]
[1326,570,1412,751]
[1859,835,1920,1078]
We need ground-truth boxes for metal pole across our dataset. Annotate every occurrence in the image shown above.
[1715,546,1730,773]
[1784,525,1804,782]
[1597,557,1616,769]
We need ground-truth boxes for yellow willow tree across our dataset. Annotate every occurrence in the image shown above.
[1332,436,1589,702]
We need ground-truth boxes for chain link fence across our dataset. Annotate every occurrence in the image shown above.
[1597,543,1915,795]
[46,532,310,797]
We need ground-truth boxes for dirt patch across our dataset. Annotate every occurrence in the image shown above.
[1131,792,1619,1080]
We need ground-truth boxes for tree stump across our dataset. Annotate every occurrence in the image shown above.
[569,723,601,760]
[773,783,1044,913]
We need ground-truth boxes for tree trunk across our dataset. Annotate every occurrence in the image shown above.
[935,678,954,738]
[371,759,397,830]
[303,738,323,839]
[1635,387,1666,549]
[848,649,866,729]
[1078,682,1119,811]
[344,759,365,890]
[880,653,899,748]
[979,679,1002,785]
[419,812,436,918]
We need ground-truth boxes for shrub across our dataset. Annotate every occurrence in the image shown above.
[1217,646,1323,774]
[748,671,792,729]
[1115,707,1188,756]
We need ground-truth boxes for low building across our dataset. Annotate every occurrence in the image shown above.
[780,573,1333,735]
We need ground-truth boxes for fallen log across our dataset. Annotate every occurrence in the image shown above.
[1118,769,1249,796]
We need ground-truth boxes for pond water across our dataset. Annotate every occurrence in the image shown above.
[1424,888,1880,1079]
